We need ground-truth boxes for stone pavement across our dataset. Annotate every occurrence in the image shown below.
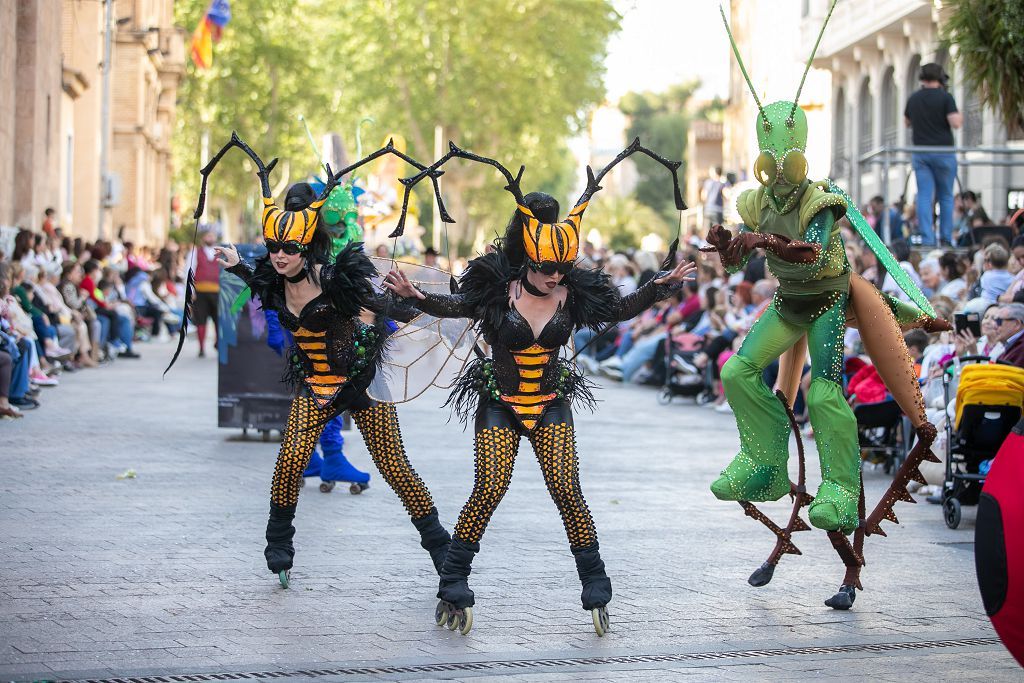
[0,345,1018,681]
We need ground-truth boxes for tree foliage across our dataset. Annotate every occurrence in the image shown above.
[618,81,699,224]
[942,0,1024,136]
[173,0,620,252]
[585,195,671,253]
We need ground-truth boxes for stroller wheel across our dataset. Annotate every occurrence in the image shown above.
[696,391,713,407]
[943,497,962,529]
[656,388,673,405]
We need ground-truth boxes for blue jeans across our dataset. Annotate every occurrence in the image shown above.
[912,152,957,245]
[574,327,618,362]
[622,332,667,382]
[10,339,32,399]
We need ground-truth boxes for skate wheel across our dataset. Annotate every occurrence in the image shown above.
[320,481,336,493]
[457,607,473,635]
[434,601,449,626]
[349,482,369,495]
[278,570,290,589]
[592,606,609,636]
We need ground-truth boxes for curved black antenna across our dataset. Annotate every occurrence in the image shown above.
[166,131,279,377]
[398,141,528,225]
[576,137,687,211]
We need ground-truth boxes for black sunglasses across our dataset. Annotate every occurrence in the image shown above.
[993,317,1020,327]
[528,260,573,276]
[265,240,307,256]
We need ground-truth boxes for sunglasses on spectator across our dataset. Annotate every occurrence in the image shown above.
[528,260,573,276]
[265,240,307,255]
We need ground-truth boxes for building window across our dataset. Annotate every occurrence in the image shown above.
[881,67,898,148]
[833,87,848,177]
[858,77,873,156]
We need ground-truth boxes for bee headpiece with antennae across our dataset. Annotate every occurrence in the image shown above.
[720,0,837,188]
[401,139,686,266]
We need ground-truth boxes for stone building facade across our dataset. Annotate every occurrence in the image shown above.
[0,1,64,234]
[806,0,1024,221]
[1,0,184,246]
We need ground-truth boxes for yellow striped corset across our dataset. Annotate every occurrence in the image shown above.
[484,303,574,431]
[277,296,380,411]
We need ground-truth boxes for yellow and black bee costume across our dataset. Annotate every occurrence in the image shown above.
[167,134,451,588]
[395,141,686,634]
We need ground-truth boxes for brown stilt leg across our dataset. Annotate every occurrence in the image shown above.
[739,390,814,587]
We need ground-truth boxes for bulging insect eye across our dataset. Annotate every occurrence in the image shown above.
[782,151,808,185]
[754,152,778,186]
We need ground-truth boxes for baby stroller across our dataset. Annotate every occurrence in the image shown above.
[656,332,716,406]
[855,399,910,475]
[940,356,1024,529]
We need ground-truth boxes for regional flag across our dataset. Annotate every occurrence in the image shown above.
[189,0,231,70]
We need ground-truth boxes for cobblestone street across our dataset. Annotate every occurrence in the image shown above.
[0,346,1018,681]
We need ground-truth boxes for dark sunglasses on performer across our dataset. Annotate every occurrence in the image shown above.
[265,240,307,255]
[528,260,574,276]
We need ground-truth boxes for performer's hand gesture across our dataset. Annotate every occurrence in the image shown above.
[213,244,240,268]
[700,224,734,254]
[382,268,426,300]
[654,260,698,286]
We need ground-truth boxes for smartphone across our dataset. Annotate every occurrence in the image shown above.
[954,312,982,337]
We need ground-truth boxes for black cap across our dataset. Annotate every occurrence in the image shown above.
[919,63,948,84]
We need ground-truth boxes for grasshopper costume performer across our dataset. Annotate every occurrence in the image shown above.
[382,140,694,635]
[166,134,450,589]
[704,3,949,610]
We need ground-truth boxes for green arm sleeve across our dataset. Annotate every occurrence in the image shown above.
[802,210,836,278]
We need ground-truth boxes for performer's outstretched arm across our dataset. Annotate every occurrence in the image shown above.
[381,267,474,319]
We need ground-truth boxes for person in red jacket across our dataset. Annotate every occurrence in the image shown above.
[80,260,139,359]
[188,230,221,357]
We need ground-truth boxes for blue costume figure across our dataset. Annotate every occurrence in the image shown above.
[265,308,371,494]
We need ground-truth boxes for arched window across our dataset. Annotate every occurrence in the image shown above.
[881,66,898,148]
[833,87,848,177]
[858,77,874,156]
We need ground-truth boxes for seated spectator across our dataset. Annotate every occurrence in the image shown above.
[9,263,70,362]
[938,251,968,301]
[999,235,1024,303]
[980,243,1013,302]
[59,262,101,366]
[918,258,943,298]
[125,266,180,338]
[992,303,1024,367]
[81,259,139,359]
[881,240,924,302]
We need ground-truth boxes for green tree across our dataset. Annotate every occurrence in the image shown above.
[942,0,1024,136]
[585,195,671,252]
[619,81,699,224]
[173,0,620,252]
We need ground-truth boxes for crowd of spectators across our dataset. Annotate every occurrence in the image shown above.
[571,216,1024,437]
[0,215,187,419]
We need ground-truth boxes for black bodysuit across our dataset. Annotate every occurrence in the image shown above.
[407,250,676,547]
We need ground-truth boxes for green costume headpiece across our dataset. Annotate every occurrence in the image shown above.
[719,1,837,188]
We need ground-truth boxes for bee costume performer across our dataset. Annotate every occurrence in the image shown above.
[166,134,451,589]
[704,2,950,610]
[382,141,695,635]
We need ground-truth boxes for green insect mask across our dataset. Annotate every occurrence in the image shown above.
[753,101,808,188]
[320,182,363,257]
[720,1,836,190]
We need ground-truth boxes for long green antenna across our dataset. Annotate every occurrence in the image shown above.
[790,0,839,123]
[297,114,327,174]
[719,3,769,131]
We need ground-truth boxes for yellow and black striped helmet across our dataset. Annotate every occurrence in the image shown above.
[261,195,327,246]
